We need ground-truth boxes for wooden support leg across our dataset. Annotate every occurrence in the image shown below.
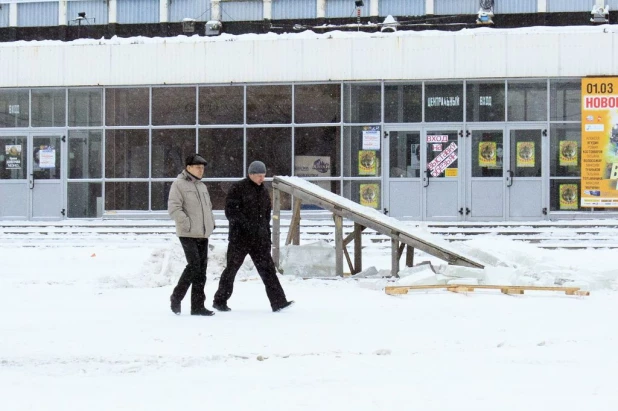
[272,187,281,268]
[293,198,301,246]
[285,198,302,246]
[406,245,414,267]
[391,237,399,278]
[334,214,344,277]
[353,223,363,274]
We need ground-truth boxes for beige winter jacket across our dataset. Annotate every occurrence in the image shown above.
[168,170,216,238]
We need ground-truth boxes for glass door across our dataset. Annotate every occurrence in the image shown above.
[423,129,462,221]
[0,135,29,219]
[30,134,64,220]
[467,129,505,220]
[385,129,422,219]
[506,128,546,220]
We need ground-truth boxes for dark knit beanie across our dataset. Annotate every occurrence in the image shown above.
[248,160,266,175]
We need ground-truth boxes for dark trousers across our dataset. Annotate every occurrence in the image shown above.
[171,237,209,310]
[213,242,287,310]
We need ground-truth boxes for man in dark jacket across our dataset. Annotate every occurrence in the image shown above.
[168,153,216,316]
[212,160,294,312]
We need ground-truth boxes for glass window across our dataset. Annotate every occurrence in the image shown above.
[105,182,148,210]
[264,181,293,211]
[466,82,505,122]
[32,136,62,180]
[510,129,542,177]
[105,129,149,178]
[343,180,381,210]
[471,130,504,177]
[385,84,422,123]
[425,82,463,122]
[32,89,66,127]
[68,182,102,218]
[550,179,582,211]
[344,84,381,123]
[199,86,244,125]
[0,89,29,128]
[507,81,547,121]
[550,80,581,122]
[68,130,102,179]
[68,88,102,127]
[550,124,580,177]
[152,87,196,126]
[106,88,149,126]
[151,181,173,211]
[198,128,244,178]
[294,127,340,177]
[343,126,381,177]
[0,136,27,180]
[389,131,421,178]
[426,130,459,178]
[246,127,291,176]
[295,84,341,124]
[247,85,292,124]
[152,129,196,178]
[206,182,241,210]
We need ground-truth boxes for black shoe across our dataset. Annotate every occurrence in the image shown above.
[170,296,181,315]
[191,307,215,316]
[213,302,231,312]
[272,300,295,312]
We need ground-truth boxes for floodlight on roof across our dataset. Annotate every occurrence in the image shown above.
[591,5,609,24]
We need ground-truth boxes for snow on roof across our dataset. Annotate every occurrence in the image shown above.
[0,24,615,48]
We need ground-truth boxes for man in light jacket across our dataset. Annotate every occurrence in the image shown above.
[168,153,216,316]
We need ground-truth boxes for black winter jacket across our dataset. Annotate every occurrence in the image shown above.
[225,177,272,245]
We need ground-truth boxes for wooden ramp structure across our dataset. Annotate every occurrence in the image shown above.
[271,176,484,277]
[385,284,590,296]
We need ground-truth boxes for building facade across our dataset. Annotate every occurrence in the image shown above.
[0,1,617,221]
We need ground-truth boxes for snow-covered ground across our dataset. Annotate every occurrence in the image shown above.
[1,225,618,410]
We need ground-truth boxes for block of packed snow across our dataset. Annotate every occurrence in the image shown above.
[447,278,479,286]
[396,268,438,286]
[398,263,435,278]
[442,265,486,280]
[484,266,519,285]
[352,266,379,278]
[279,241,335,277]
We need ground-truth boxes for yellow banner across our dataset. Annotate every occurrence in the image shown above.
[358,150,377,176]
[516,142,535,168]
[581,77,618,207]
[559,184,579,210]
[359,184,379,208]
[478,141,497,167]
[559,141,578,166]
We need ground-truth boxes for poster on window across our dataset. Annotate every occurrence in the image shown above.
[39,146,56,169]
[516,142,535,168]
[581,77,618,207]
[294,155,331,189]
[5,144,22,169]
[358,150,378,176]
[559,141,578,166]
[362,126,380,150]
[478,141,497,167]
[559,184,579,210]
[359,184,379,209]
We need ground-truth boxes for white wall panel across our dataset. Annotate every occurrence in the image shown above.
[2,27,618,87]
[326,0,370,18]
[380,0,424,16]
[0,4,9,27]
[272,0,316,20]
[434,0,477,15]
[117,0,159,24]
[170,0,208,22]
[67,1,109,25]
[495,0,537,14]
[17,2,57,26]
[220,0,263,22]
[547,0,591,12]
